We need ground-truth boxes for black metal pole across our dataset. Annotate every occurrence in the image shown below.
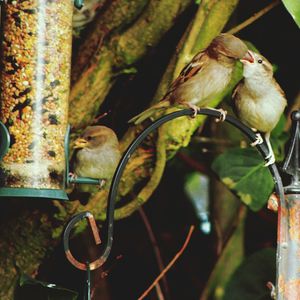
[103,108,284,268]
[64,107,285,298]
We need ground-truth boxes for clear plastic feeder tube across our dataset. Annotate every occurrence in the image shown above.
[0,0,73,190]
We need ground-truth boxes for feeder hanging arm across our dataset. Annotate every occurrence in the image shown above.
[64,108,284,288]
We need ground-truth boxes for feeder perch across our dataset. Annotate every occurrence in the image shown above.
[63,108,285,280]
[0,0,83,200]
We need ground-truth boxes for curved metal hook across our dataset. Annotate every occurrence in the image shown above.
[63,211,103,270]
[64,108,285,271]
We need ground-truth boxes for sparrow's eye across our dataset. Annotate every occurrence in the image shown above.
[86,136,93,141]
[258,59,263,64]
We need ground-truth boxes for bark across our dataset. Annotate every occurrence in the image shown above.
[69,0,192,131]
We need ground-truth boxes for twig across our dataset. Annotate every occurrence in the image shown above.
[138,208,169,300]
[138,226,195,300]
[92,110,111,125]
[227,0,280,35]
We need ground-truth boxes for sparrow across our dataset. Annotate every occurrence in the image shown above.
[129,33,249,124]
[73,0,104,37]
[72,126,121,194]
[233,50,287,166]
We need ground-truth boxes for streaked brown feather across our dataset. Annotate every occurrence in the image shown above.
[162,52,208,103]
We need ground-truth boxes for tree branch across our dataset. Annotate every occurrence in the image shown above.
[227,0,280,35]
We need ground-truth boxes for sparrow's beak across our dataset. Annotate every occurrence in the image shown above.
[240,50,254,64]
[73,138,88,149]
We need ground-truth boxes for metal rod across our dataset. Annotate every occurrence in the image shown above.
[63,212,103,271]
[64,108,285,298]
[85,262,91,300]
[101,108,284,271]
[68,176,102,185]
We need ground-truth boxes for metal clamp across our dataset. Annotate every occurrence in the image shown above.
[63,108,285,276]
[63,211,103,271]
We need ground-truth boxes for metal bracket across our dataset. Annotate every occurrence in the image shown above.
[63,211,103,271]
[63,108,285,275]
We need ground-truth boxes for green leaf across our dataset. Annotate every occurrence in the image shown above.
[282,0,300,28]
[212,148,274,211]
[15,274,78,300]
[223,248,276,300]
[270,114,289,162]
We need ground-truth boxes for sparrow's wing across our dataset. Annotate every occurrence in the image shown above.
[162,51,208,101]
[273,79,286,98]
[232,81,242,99]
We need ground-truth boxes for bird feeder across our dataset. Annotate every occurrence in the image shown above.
[0,0,83,200]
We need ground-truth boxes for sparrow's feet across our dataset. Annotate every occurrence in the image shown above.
[250,133,263,147]
[215,108,227,122]
[186,103,200,118]
[266,282,276,299]
[264,152,275,167]
[205,107,227,122]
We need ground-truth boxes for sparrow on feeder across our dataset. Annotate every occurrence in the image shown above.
[129,33,250,124]
[73,126,121,194]
[233,50,287,166]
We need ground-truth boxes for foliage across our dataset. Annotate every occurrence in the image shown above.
[282,0,300,27]
[223,248,276,300]
[14,275,78,300]
[212,147,274,211]
[270,115,289,161]
[212,114,288,212]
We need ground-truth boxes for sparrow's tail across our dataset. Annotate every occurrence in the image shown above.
[128,101,170,124]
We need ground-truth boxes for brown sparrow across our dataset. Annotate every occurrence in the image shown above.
[73,126,121,193]
[233,50,287,166]
[129,33,249,124]
[73,0,104,37]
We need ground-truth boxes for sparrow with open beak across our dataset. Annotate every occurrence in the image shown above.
[73,126,121,193]
[129,33,249,124]
[233,50,287,166]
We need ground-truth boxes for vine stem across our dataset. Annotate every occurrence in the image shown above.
[227,0,280,35]
[139,207,169,300]
[138,226,195,300]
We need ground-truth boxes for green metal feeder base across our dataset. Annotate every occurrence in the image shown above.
[0,187,69,201]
